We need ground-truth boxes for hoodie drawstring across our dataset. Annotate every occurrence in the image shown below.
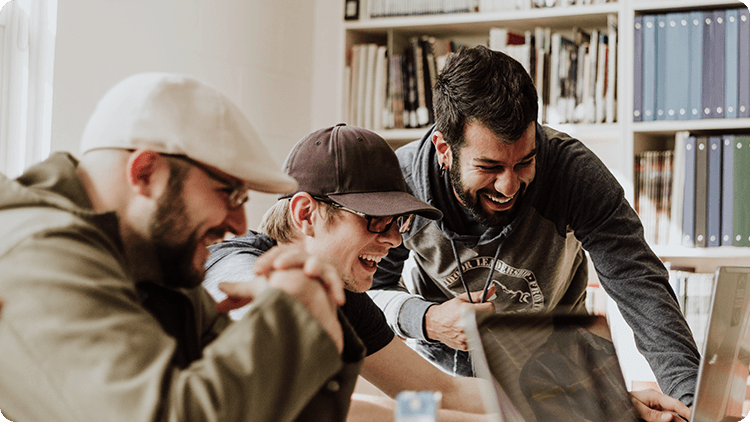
[448,238,503,303]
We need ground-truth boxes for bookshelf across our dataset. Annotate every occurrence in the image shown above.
[340,0,749,391]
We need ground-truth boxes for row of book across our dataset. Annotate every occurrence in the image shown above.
[633,7,750,122]
[635,132,750,248]
[489,16,617,125]
[344,37,456,130]
[479,0,613,13]
[634,150,673,245]
[365,0,615,17]
[367,0,475,17]
[666,266,715,354]
[345,19,618,131]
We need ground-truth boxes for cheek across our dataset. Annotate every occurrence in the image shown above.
[519,166,536,185]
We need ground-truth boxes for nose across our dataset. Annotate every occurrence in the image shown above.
[494,170,520,197]
[224,206,248,235]
[380,222,403,248]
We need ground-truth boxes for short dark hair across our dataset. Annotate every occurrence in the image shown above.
[432,45,538,150]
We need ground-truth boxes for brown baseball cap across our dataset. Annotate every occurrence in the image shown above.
[280,124,442,220]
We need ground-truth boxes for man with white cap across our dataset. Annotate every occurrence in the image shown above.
[0,73,364,421]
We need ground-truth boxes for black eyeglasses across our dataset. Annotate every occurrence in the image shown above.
[314,197,415,234]
[165,154,249,209]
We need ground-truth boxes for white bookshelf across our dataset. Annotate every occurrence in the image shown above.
[339,0,750,390]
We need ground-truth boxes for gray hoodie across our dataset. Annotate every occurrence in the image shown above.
[369,123,700,405]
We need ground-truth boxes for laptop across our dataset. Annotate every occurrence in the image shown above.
[464,266,750,422]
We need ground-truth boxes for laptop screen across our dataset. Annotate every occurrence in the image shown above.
[691,266,750,422]
[466,312,639,422]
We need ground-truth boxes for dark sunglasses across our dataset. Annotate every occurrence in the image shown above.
[314,197,415,234]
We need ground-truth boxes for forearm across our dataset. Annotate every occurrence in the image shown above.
[438,376,492,414]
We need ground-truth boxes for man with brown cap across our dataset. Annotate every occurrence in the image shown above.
[205,124,495,422]
[0,73,363,421]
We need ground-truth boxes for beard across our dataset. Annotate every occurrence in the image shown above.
[448,153,525,228]
[149,172,204,289]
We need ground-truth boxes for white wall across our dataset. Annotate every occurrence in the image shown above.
[51,0,343,228]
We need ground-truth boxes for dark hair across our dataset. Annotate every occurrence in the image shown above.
[432,45,538,150]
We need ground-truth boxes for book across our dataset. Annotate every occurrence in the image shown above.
[633,15,644,122]
[605,15,617,123]
[721,135,735,246]
[372,45,388,130]
[703,10,726,119]
[739,8,750,118]
[694,136,708,247]
[688,11,704,120]
[665,13,690,120]
[642,15,657,121]
[595,33,608,123]
[706,136,722,247]
[363,43,379,129]
[655,14,668,120]
[682,272,716,352]
[701,12,714,119]
[724,8,739,119]
[669,131,689,246]
[682,135,697,247]
[735,135,750,247]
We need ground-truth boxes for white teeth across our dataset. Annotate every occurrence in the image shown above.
[359,254,383,263]
[487,193,513,204]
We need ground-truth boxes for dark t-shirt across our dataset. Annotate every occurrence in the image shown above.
[204,230,395,356]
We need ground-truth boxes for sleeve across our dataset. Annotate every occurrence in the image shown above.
[544,135,700,405]
[0,212,348,422]
[341,291,395,356]
[202,248,262,320]
[369,243,437,341]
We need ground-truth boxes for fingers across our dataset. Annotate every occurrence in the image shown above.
[630,390,691,422]
[252,245,346,307]
[301,257,346,306]
[252,245,306,276]
[216,281,264,313]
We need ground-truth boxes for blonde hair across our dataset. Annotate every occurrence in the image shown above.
[259,197,338,243]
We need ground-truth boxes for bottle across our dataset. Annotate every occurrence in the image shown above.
[394,391,442,422]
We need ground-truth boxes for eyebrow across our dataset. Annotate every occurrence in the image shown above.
[473,148,538,165]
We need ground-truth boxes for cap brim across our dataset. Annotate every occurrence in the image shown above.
[328,191,443,220]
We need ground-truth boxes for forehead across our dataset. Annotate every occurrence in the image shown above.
[460,122,536,162]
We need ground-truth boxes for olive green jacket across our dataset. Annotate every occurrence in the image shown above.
[0,153,364,421]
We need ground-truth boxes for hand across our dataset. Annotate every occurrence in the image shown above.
[218,268,345,353]
[424,285,496,350]
[630,389,691,421]
[251,245,346,307]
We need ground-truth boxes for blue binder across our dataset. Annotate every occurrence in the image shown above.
[738,8,749,118]
[643,15,657,121]
[665,13,690,120]
[656,14,668,120]
[694,136,708,247]
[707,136,722,247]
[712,10,727,119]
[688,11,704,120]
[722,135,735,246]
[682,136,697,247]
[725,8,739,119]
[634,15,644,122]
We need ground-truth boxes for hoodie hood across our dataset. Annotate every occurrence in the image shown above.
[0,153,97,216]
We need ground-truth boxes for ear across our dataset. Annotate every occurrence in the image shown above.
[432,131,453,169]
[125,149,169,198]
[289,192,318,237]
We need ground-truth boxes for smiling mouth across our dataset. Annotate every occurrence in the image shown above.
[485,192,515,204]
[359,254,384,269]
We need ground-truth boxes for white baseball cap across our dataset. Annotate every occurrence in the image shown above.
[80,72,297,195]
